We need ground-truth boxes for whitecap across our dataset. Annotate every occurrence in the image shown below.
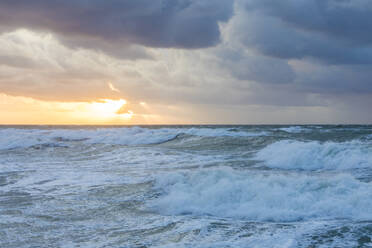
[255,140,372,170]
[278,126,310,133]
[151,168,372,222]
[0,127,268,150]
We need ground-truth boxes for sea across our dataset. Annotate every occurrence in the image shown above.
[1,125,372,248]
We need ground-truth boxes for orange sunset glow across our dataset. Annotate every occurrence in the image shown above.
[0,93,161,125]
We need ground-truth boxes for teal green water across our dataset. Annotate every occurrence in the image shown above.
[0,125,371,247]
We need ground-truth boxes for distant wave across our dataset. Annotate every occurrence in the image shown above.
[256,140,372,170]
[151,168,372,222]
[277,126,310,133]
[0,127,268,150]
[0,127,177,149]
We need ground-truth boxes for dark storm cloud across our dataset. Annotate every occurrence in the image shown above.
[0,0,233,51]
[242,0,372,65]
[210,0,372,101]
[246,0,372,44]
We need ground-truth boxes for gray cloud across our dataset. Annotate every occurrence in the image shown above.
[216,48,295,84]
[210,0,372,100]
[0,55,41,69]
[0,0,233,53]
[1,0,372,123]
[245,0,372,44]
[293,63,372,94]
[240,0,372,65]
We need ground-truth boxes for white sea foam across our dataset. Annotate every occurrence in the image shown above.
[0,127,177,149]
[255,140,372,170]
[0,127,268,150]
[151,168,372,222]
[278,126,310,133]
[184,128,268,137]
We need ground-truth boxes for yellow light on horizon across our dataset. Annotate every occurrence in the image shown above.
[0,94,175,125]
[88,99,127,118]
[78,98,137,122]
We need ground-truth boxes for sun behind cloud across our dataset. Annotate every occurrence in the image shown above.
[87,99,130,119]
[0,94,137,124]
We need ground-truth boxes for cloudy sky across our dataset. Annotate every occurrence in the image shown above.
[0,0,371,124]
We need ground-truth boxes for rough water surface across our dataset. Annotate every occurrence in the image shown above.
[0,125,372,247]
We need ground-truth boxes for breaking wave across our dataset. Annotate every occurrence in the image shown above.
[151,168,372,222]
[278,126,310,133]
[255,140,372,170]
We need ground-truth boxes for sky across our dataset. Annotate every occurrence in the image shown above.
[0,0,372,124]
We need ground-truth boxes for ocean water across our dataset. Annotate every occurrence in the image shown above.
[0,125,372,247]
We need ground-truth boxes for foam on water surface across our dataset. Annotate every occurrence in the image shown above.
[1,125,372,247]
[0,127,268,150]
[256,140,372,170]
[151,168,372,222]
[278,126,310,133]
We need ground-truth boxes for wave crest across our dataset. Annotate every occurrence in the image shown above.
[151,168,372,222]
[256,140,372,170]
